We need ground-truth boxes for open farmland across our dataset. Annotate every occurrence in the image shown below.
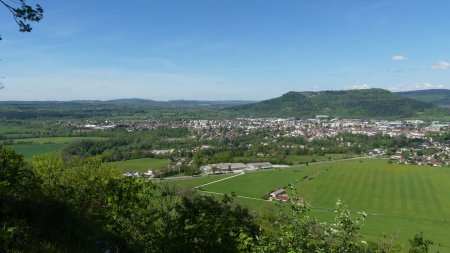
[108,158,171,173]
[181,159,450,251]
[13,136,109,144]
[7,143,64,161]
[7,136,110,161]
[164,174,234,189]
[285,153,356,164]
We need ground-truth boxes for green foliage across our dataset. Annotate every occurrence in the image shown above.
[2,148,260,252]
[168,194,259,253]
[409,232,433,253]
[397,89,450,106]
[0,0,43,40]
[0,147,37,199]
[331,199,367,252]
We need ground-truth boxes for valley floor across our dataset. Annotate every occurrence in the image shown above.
[169,159,450,252]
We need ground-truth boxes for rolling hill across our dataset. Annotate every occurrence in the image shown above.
[227,88,438,118]
[396,89,450,106]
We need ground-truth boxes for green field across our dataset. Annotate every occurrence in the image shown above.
[0,123,44,139]
[109,158,171,173]
[164,174,234,189]
[13,136,109,144]
[6,136,109,161]
[7,143,64,161]
[286,153,356,164]
[172,159,450,251]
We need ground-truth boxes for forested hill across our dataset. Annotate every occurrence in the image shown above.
[396,89,450,107]
[227,88,438,118]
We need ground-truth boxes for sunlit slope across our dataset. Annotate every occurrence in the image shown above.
[199,159,450,249]
[298,160,450,221]
[228,88,439,118]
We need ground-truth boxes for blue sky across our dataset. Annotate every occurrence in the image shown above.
[0,0,449,100]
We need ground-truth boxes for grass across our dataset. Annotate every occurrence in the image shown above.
[108,158,171,173]
[5,136,109,162]
[286,153,356,164]
[295,159,450,250]
[13,136,109,144]
[201,167,318,199]
[164,174,234,189]
[0,123,44,139]
[7,143,64,161]
[171,159,450,251]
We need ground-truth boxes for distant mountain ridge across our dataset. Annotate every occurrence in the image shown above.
[0,99,254,106]
[396,89,450,106]
[227,88,438,118]
[1,89,449,119]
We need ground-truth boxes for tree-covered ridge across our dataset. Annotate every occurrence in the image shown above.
[396,89,450,106]
[228,88,439,118]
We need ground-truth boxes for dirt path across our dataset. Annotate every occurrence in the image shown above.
[194,172,245,189]
[197,190,271,202]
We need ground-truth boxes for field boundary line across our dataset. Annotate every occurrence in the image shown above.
[194,172,245,189]
[198,190,271,202]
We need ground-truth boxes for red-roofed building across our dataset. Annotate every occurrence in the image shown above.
[269,188,289,201]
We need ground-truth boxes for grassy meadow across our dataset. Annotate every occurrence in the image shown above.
[285,153,356,164]
[6,136,110,161]
[164,174,234,189]
[7,143,64,161]
[108,158,171,173]
[170,159,450,251]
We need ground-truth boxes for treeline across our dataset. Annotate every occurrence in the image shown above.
[0,147,434,252]
[0,103,230,120]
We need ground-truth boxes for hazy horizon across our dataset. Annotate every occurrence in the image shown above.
[0,87,449,102]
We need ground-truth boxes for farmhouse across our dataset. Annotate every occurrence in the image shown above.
[269,188,289,201]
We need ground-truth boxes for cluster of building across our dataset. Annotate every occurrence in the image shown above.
[199,162,278,174]
[64,117,449,142]
[123,169,156,178]
[391,141,450,167]
[60,117,450,169]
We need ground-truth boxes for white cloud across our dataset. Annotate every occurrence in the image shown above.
[431,61,450,70]
[392,55,407,61]
[352,84,371,89]
[389,82,447,91]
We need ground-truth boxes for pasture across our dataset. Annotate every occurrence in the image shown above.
[7,136,109,161]
[8,144,64,161]
[173,159,450,251]
[285,153,356,164]
[108,158,171,173]
[164,174,234,189]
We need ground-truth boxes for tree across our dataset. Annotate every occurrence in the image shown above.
[0,0,43,40]
[409,232,433,253]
